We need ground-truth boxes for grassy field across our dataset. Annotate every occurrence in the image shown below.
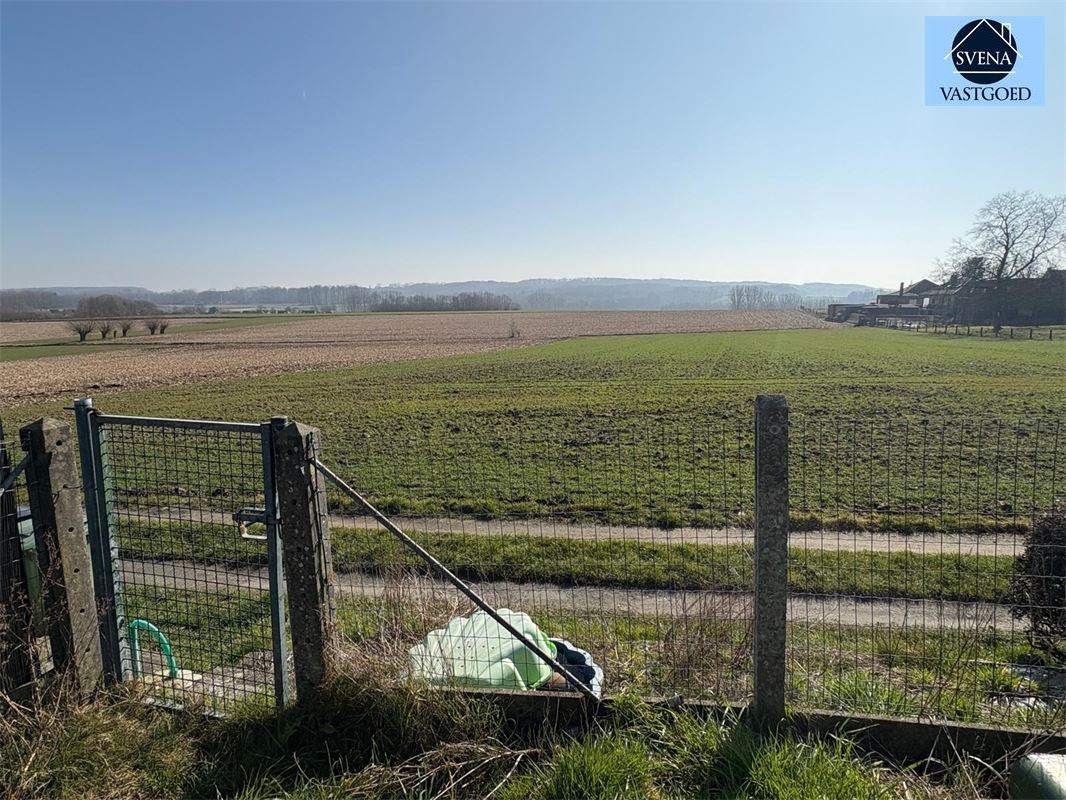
[10,325,1062,531]
[7,321,1062,796]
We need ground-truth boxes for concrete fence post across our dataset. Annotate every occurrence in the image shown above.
[753,395,789,730]
[21,418,101,696]
[274,422,336,699]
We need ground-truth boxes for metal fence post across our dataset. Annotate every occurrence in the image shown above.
[74,398,123,683]
[263,417,290,708]
[753,394,789,730]
[274,421,336,699]
[21,418,102,695]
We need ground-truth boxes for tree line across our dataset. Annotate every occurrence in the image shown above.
[369,292,518,312]
[727,285,805,310]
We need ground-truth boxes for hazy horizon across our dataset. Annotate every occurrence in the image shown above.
[6,275,886,295]
[2,2,1063,291]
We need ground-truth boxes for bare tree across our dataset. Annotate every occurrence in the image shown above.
[158,319,170,334]
[96,320,114,340]
[940,192,1066,331]
[145,318,160,335]
[119,320,134,337]
[729,285,788,310]
[67,320,95,342]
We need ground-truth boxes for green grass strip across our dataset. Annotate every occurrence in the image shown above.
[114,520,1013,603]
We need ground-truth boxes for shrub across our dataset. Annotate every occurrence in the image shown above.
[1007,506,1066,662]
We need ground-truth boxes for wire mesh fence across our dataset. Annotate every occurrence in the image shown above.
[329,413,757,703]
[11,402,1061,731]
[327,410,1064,729]
[96,418,283,710]
[787,415,1066,731]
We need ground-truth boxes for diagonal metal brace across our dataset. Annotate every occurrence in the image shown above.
[309,457,602,706]
[0,452,30,500]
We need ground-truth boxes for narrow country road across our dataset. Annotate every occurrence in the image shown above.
[127,506,1026,556]
[119,557,1021,632]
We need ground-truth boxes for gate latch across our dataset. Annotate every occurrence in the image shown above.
[233,507,268,541]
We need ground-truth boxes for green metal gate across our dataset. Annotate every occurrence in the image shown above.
[74,399,291,710]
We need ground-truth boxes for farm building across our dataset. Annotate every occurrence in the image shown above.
[828,271,1066,326]
[924,269,1066,326]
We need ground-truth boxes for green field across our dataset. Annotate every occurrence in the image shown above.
[7,326,1065,531]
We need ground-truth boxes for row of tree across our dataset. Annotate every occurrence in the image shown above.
[75,294,161,318]
[67,317,169,341]
[370,292,519,312]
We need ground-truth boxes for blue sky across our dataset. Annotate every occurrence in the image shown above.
[1,1,1063,291]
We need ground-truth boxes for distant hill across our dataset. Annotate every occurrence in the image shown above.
[385,278,881,310]
[4,277,883,313]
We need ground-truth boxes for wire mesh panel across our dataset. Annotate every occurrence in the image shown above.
[327,412,756,703]
[788,415,1066,731]
[90,415,284,711]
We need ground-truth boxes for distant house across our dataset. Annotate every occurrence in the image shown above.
[825,302,866,322]
[840,270,1066,326]
[828,271,1064,327]
[904,279,940,296]
[924,269,1065,325]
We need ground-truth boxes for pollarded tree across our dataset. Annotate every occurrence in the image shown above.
[120,320,134,337]
[939,192,1066,332]
[67,320,95,342]
[96,320,114,340]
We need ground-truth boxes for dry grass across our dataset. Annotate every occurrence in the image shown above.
[1,310,831,405]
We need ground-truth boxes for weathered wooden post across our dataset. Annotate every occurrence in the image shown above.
[274,421,336,700]
[753,395,789,730]
[21,418,101,695]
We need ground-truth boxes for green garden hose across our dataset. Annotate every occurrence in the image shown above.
[128,619,179,679]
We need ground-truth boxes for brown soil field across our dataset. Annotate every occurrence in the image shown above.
[0,316,221,343]
[163,309,831,344]
[1,310,831,406]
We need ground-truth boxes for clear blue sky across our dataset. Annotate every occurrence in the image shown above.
[2,1,1063,291]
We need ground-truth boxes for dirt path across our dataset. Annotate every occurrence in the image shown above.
[119,557,1019,631]
[130,506,1026,556]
